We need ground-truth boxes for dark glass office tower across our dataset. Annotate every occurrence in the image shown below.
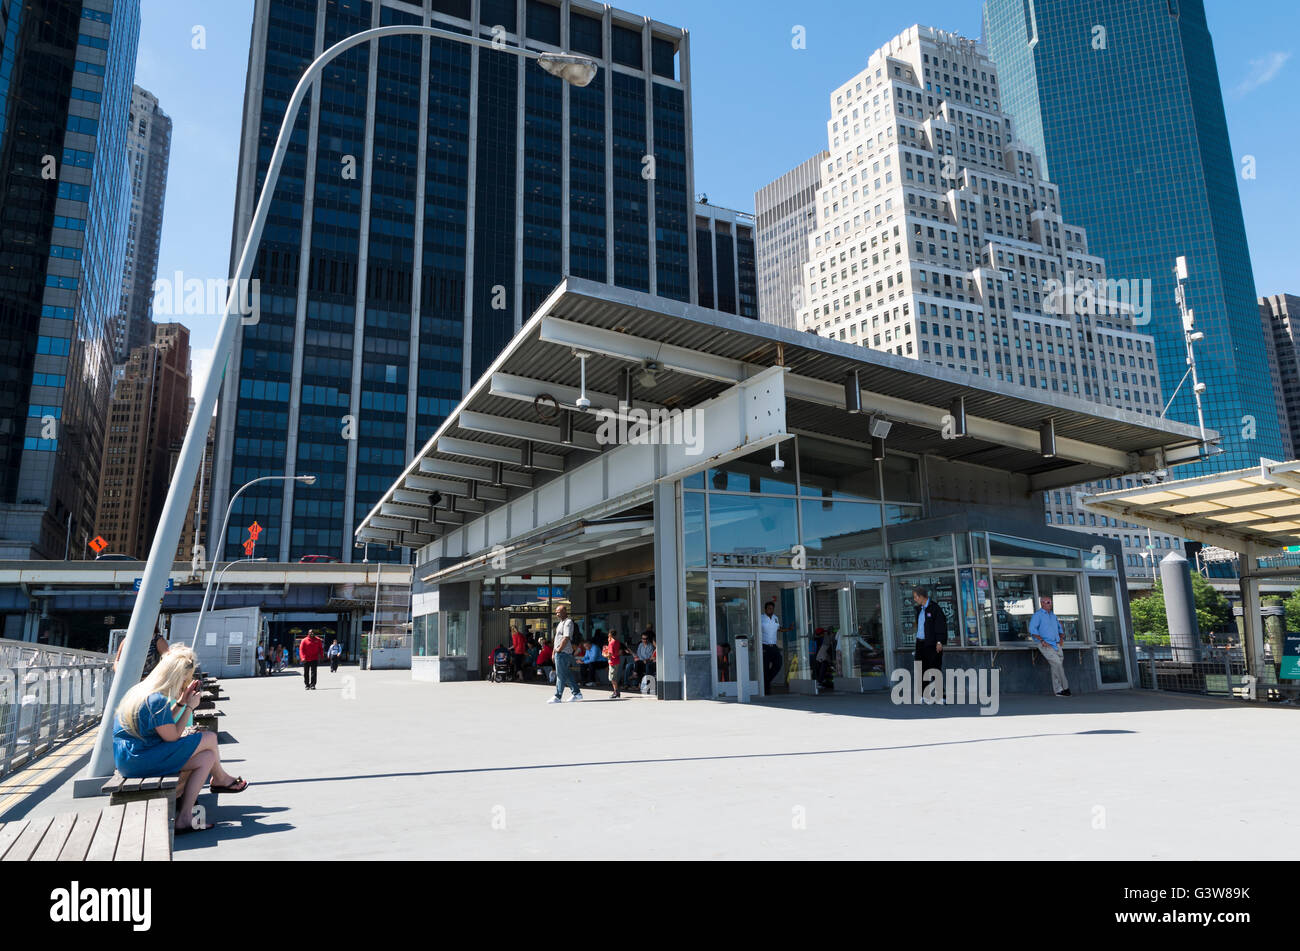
[215,0,694,562]
[983,0,1282,472]
[0,0,140,562]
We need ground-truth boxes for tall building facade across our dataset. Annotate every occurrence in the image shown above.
[694,200,756,318]
[754,151,825,330]
[1261,294,1300,460]
[113,85,172,365]
[983,0,1283,472]
[795,25,1182,586]
[95,323,192,559]
[213,0,694,563]
[0,0,141,560]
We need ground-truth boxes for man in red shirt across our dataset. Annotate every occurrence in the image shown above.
[299,629,324,691]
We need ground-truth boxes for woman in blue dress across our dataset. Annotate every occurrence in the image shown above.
[113,645,249,834]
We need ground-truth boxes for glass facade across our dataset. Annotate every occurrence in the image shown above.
[216,0,693,562]
[984,0,1282,472]
[0,0,140,560]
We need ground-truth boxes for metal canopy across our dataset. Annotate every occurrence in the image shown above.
[1082,459,1300,553]
[357,277,1212,550]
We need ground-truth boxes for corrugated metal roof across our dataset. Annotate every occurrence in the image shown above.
[358,278,1213,548]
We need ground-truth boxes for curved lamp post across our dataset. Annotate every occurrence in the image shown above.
[190,473,316,649]
[192,557,271,651]
[80,25,600,790]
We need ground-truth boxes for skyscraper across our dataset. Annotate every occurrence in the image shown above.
[694,200,757,318]
[983,0,1282,472]
[755,151,825,330]
[213,0,695,563]
[0,0,141,560]
[94,323,192,559]
[794,25,1182,585]
[114,85,171,365]
[1260,294,1300,460]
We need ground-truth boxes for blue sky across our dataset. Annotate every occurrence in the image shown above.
[135,0,1300,393]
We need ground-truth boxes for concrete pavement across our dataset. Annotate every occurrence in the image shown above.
[6,668,1297,859]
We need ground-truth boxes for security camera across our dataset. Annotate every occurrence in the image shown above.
[771,457,786,473]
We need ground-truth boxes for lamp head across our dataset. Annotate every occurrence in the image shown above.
[298,474,318,486]
[538,53,599,87]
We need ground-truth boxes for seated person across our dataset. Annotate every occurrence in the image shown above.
[535,637,554,676]
[113,646,248,834]
[634,631,657,681]
[578,640,604,685]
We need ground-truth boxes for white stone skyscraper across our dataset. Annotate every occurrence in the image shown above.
[795,25,1181,587]
[114,85,171,366]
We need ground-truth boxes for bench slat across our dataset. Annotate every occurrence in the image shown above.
[0,820,30,860]
[114,801,147,862]
[86,804,125,862]
[142,799,171,862]
[3,815,54,862]
[100,774,125,795]
[121,777,145,794]
[30,812,77,862]
[57,812,102,862]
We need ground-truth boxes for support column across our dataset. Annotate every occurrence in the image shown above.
[652,479,683,700]
[1238,573,1264,679]
[467,579,483,679]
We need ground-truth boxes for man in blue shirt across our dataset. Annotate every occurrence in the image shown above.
[1028,596,1071,697]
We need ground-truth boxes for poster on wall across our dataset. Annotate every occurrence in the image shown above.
[959,568,978,647]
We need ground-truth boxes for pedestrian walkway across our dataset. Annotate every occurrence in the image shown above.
[6,670,1298,860]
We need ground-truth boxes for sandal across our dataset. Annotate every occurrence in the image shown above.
[210,777,249,794]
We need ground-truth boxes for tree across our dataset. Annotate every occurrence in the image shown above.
[1129,575,1234,639]
[1285,588,1300,634]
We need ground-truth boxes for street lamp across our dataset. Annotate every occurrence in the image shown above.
[192,557,271,650]
[81,25,601,790]
[188,474,315,650]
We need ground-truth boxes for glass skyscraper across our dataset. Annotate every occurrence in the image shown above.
[213,0,695,562]
[0,0,140,563]
[983,0,1282,473]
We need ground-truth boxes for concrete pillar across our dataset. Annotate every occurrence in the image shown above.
[1160,550,1201,662]
[1238,575,1265,679]
[652,480,683,699]
[467,579,482,678]
[1263,597,1285,678]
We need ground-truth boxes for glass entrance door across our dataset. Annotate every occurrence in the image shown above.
[844,584,889,688]
[1088,575,1130,686]
[806,582,852,691]
[711,581,759,698]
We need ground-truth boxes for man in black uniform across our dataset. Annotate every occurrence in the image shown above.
[911,585,948,703]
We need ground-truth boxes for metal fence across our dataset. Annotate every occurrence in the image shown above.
[0,639,115,779]
[1135,644,1295,701]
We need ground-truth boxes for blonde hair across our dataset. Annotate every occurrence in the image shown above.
[116,644,197,738]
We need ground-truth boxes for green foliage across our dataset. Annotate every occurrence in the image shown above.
[1129,574,1234,638]
[1285,589,1300,633]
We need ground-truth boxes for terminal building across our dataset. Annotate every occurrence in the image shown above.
[356,279,1212,699]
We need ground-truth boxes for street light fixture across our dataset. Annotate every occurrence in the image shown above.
[190,474,315,649]
[81,24,600,789]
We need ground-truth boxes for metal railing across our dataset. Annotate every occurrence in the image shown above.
[0,640,115,779]
[1135,644,1295,701]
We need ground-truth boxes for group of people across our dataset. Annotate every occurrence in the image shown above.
[255,633,343,686]
[756,586,1071,699]
[490,610,658,702]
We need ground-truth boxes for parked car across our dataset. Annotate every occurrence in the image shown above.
[298,554,340,563]
[95,553,135,561]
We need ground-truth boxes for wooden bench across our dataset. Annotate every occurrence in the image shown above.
[102,773,180,824]
[0,800,170,861]
[193,709,224,732]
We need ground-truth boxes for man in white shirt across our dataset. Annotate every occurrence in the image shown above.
[760,602,788,694]
[912,586,948,702]
[1028,596,1071,696]
[547,605,584,703]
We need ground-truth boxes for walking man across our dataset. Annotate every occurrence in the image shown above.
[299,629,323,691]
[547,606,583,703]
[912,586,948,703]
[1029,596,1071,696]
[760,601,788,694]
[327,637,342,674]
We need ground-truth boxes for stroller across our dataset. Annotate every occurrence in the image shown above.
[488,646,515,683]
